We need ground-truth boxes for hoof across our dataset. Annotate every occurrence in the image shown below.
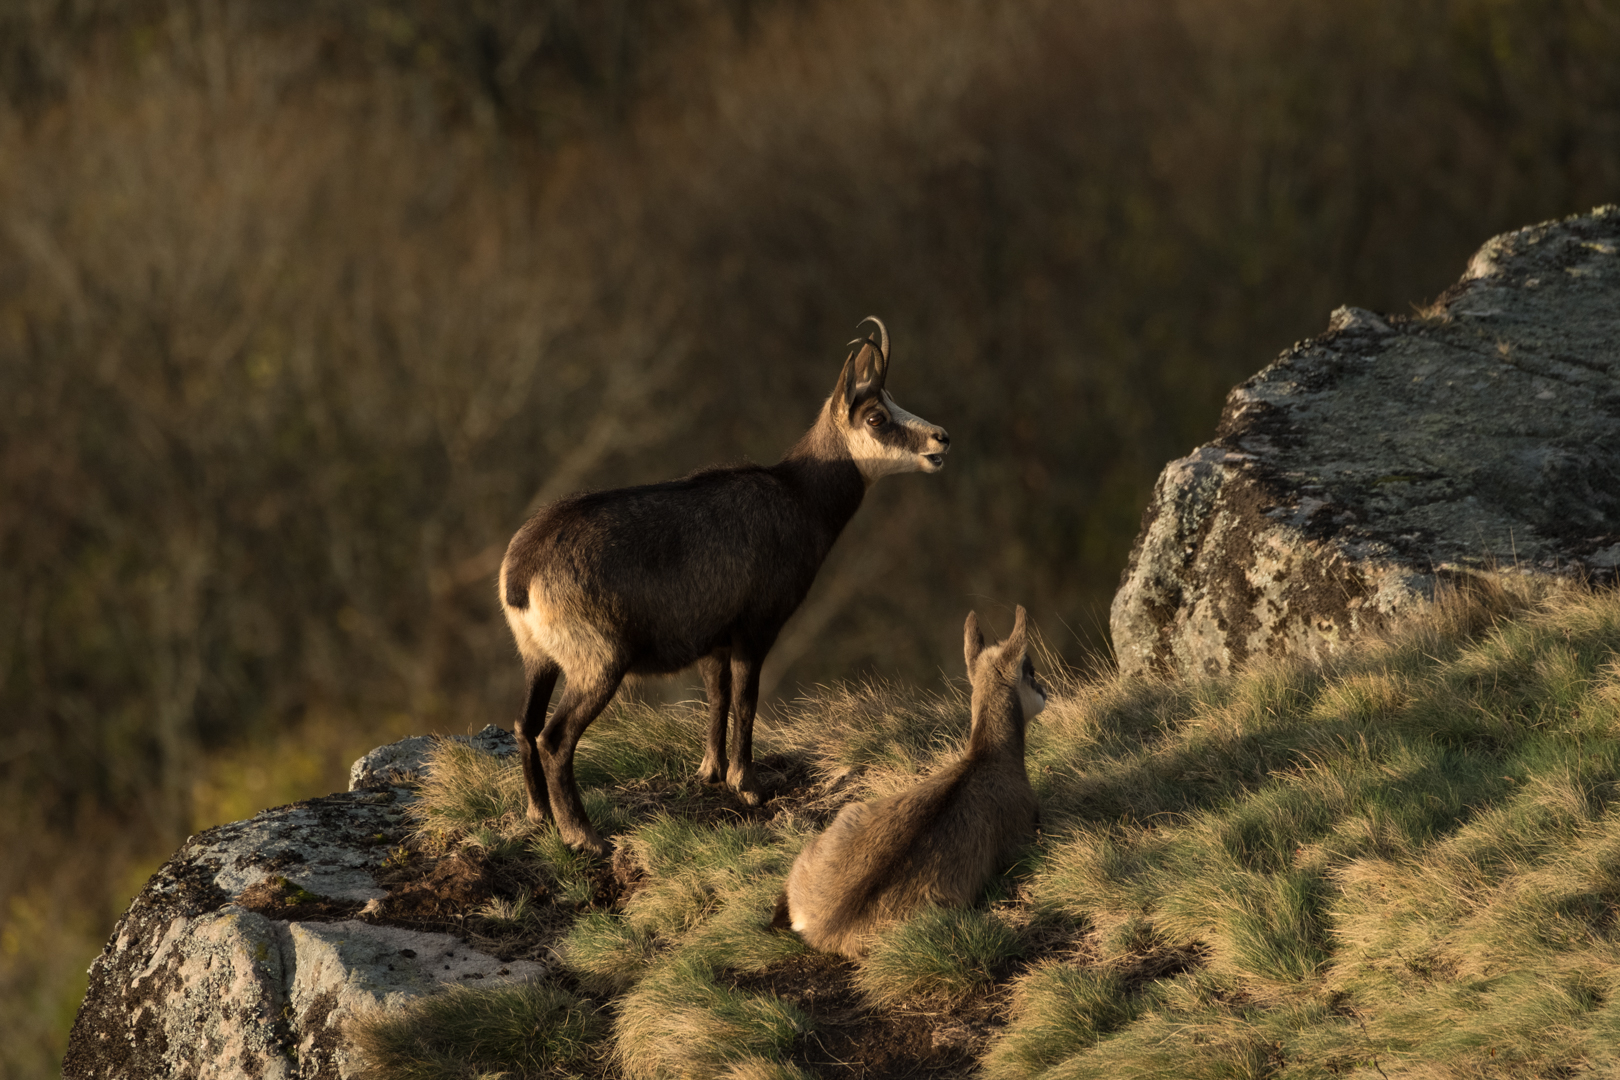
[560,825,610,858]
[572,835,611,859]
[696,759,726,785]
[728,765,763,806]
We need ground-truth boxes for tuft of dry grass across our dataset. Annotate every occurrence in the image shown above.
[612,957,810,1080]
[854,905,1024,1007]
[980,963,1142,1080]
[716,1057,822,1080]
[411,741,532,852]
[769,679,973,799]
[346,980,605,1080]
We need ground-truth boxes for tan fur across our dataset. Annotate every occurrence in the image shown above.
[777,606,1045,957]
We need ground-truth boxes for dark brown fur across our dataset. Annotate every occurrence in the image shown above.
[775,606,1045,957]
[499,319,949,854]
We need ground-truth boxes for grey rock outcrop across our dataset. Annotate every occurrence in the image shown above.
[63,727,541,1080]
[1112,206,1620,679]
[348,723,515,789]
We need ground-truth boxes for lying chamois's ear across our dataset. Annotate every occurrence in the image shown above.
[964,610,985,670]
[1006,605,1028,655]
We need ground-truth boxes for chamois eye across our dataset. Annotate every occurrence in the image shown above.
[866,412,886,427]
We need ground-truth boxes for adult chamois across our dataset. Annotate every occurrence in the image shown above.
[774,606,1045,957]
[499,318,950,854]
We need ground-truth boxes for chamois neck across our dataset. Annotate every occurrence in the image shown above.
[966,693,1026,761]
[775,407,867,542]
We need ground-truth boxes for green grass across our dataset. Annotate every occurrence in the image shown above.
[612,957,810,1080]
[347,980,605,1079]
[981,964,1144,1080]
[373,583,1620,1079]
[855,905,1023,1006]
[411,740,531,851]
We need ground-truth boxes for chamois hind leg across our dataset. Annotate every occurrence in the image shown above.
[696,650,732,784]
[538,668,625,856]
[515,657,561,825]
[727,649,765,806]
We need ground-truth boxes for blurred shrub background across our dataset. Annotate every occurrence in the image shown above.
[1,0,1617,1073]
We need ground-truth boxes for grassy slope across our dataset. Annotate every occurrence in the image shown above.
[11,3,1620,1070]
[354,583,1620,1079]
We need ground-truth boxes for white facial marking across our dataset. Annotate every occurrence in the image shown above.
[846,391,949,483]
[1019,677,1047,720]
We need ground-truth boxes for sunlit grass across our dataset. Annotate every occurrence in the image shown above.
[573,700,713,788]
[980,963,1143,1080]
[612,957,810,1080]
[411,740,531,851]
[376,584,1620,1079]
[855,905,1023,1006]
[770,678,973,798]
[347,980,605,1079]
[45,582,1620,1079]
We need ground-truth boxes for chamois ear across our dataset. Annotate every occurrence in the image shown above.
[1008,605,1028,651]
[841,333,886,420]
[846,341,884,402]
[964,611,985,670]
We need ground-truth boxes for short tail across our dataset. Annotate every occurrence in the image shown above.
[499,553,531,611]
[769,889,792,930]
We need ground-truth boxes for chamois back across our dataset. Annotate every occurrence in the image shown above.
[776,606,1045,957]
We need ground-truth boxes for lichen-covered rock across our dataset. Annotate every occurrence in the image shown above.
[63,733,544,1080]
[1112,206,1620,679]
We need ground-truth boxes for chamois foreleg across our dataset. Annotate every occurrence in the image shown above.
[515,658,561,825]
[696,651,732,785]
[727,649,766,806]
[538,669,624,856]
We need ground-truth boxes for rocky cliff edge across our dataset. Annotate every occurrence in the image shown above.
[1111,206,1620,679]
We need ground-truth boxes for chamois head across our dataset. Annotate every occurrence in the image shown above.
[964,606,1046,744]
[831,317,950,483]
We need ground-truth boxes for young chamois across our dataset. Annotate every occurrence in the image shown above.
[499,318,950,855]
[773,606,1045,958]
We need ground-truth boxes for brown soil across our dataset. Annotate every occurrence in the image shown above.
[376,847,500,919]
[610,752,845,834]
[236,876,365,921]
[730,953,1011,1079]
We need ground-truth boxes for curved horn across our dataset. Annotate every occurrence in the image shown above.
[858,316,890,364]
